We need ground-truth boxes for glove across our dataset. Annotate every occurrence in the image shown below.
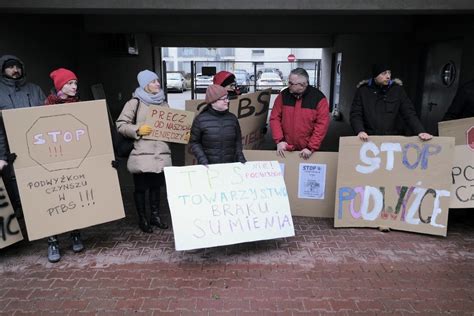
[137,124,153,136]
[111,160,119,169]
[0,160,7,171]
[7,153,17,163]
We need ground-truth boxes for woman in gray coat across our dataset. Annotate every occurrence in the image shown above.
[116,70,170,233]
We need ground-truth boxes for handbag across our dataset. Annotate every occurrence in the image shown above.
[109,98,140,158]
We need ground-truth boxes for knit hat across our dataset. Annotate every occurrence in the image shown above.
[205,84,228,104]
[137,70,159,89]
[213,71,236,87]
[50,68,77,91]
[372,64,390,78]
[2,58,22,72]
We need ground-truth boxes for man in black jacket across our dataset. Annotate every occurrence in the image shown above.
[350,64,432,142]
[0,55,45,218]
[443,80,474,120]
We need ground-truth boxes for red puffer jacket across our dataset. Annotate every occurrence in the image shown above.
[270,86,330,151]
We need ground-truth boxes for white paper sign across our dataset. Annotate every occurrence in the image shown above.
[164,161,295,251]
[298,163,327,199]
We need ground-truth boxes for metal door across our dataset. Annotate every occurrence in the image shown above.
[420,40,462,135]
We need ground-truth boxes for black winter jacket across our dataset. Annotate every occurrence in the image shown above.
[443,80,474,120]
[0,55,45,160]
[190,105,246,165]
[350,78,425,136]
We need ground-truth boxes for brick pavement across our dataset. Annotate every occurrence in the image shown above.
[1,183,473,315]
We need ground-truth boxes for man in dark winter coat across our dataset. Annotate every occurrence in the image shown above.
[350,64,432,142]
[190,84,246,165]
[0,55,45,214]
[270,67,330,159]
[443,80,474,120]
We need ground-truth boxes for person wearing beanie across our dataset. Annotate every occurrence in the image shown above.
[350,64,432,142]
[0,55,45,225]
[213,71,241,98]
[43,67,84,263]
[45,68,79,105]
[270,67,330,160]
[116,69,170,233]
[189,84,246,165]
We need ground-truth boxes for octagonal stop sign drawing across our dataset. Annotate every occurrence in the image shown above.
[468,126,474,151]
[26,114,92,171]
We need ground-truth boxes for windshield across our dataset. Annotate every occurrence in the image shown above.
[167,73,181,80]
[260,73,280,80]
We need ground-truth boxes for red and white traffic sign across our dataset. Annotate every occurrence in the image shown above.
[467,126,474,151]
[287,54,296,62]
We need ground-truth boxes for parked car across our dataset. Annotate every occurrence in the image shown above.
[194,73,214,93]
[257,67,283,80]
[256,72,285,93]
[235,71,251,93]
[166,72,186,93]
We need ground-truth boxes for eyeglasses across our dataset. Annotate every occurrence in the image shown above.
[288,81,307,88]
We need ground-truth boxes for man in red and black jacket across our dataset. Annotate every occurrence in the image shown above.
[270,68,330,159]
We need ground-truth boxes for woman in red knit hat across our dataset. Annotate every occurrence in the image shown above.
[45,68,79,105]
[44,68,84,263]
[213,70,241,99]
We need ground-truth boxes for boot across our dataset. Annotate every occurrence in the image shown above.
[47,236,61,263]
[134,192,153,233]
[70,230,84,253]
[149,188,169,229]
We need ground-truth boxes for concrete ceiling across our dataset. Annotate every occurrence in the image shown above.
[1,0,474,14]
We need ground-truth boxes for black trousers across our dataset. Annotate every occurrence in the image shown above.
[1,163,21,213]
[133,172,164,194]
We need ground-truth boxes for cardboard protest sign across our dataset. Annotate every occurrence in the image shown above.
[438,117,474,146]
[244,150,338,217]
[438,117,474,208]
[184,89,271,165]
[2,100,125,240]
[334,136,454,237]
[0,178,23,249]
[164,161,294,251]
[143,106,194,144]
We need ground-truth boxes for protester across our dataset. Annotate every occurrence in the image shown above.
[44,68,84,262]
[269,67,330,159]
[213,71,240,99]
[190,84,246,165]
[0,55,45,219]
[116,70,170,233]
[350,64,432,142]
[443,80,474,120]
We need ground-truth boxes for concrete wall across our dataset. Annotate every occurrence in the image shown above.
[459,35,474,84]
[77,33,155,119]
[0,15,81,97]
[0,14,157,120]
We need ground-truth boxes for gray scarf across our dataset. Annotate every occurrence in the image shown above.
[134,87,165,105]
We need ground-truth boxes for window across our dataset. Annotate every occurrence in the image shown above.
[252,49,265,56]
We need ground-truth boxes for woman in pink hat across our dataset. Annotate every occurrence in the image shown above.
[189,84,246,165]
